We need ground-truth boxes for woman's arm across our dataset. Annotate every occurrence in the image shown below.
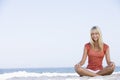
[78,46,88,66]
[105,48,113,65]
[105,47,115,69]
[105,47,113,65]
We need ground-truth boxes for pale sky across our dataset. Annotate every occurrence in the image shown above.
[0,0,120,68]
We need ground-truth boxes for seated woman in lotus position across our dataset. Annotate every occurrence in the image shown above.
[74,26,115,77]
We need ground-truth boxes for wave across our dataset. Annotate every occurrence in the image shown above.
[0,71,120,80]
[0,71,78,80]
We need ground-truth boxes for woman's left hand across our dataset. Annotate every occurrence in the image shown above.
[109,62,115,69]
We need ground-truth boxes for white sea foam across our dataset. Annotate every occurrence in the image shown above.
[0,71,120,80]
[0,71,78,80]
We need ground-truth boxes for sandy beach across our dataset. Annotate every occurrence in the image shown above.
[0,71,119,80]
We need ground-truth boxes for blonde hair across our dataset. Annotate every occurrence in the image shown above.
[90,26,103,51]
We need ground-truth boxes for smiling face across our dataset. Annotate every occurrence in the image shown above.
[91,29,100,42]
[90,26,103,51]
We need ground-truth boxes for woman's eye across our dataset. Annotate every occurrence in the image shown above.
[91,33,99,35]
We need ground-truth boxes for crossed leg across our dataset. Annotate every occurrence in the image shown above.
[74,63,115,77]
[97,63,115,76]
[74,64,100,77]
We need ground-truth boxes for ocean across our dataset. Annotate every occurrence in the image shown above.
[0,66,120,80]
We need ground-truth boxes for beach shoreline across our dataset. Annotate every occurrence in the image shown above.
[0,71,119,80]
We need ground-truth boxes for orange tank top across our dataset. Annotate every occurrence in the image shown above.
[85,43,109,71]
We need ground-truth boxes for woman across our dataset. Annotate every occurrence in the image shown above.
[74,26,115,77]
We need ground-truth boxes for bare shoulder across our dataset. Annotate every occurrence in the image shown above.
[85,42,91,47]
[103,43,109,53]
[103,43,109,49]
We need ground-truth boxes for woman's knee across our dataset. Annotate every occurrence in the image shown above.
[106,63,115,73]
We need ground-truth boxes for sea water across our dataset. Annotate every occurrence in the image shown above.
[0,67,120,80]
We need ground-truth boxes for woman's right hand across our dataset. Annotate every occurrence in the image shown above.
[75,63,81,69]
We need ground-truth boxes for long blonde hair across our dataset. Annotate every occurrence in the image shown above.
[90,26,103,51]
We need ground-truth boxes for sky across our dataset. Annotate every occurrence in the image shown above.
[0,0,120,68]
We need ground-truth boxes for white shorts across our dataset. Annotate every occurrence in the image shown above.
[87,69,100,73]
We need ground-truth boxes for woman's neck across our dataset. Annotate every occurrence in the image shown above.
[94,41,99,48]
